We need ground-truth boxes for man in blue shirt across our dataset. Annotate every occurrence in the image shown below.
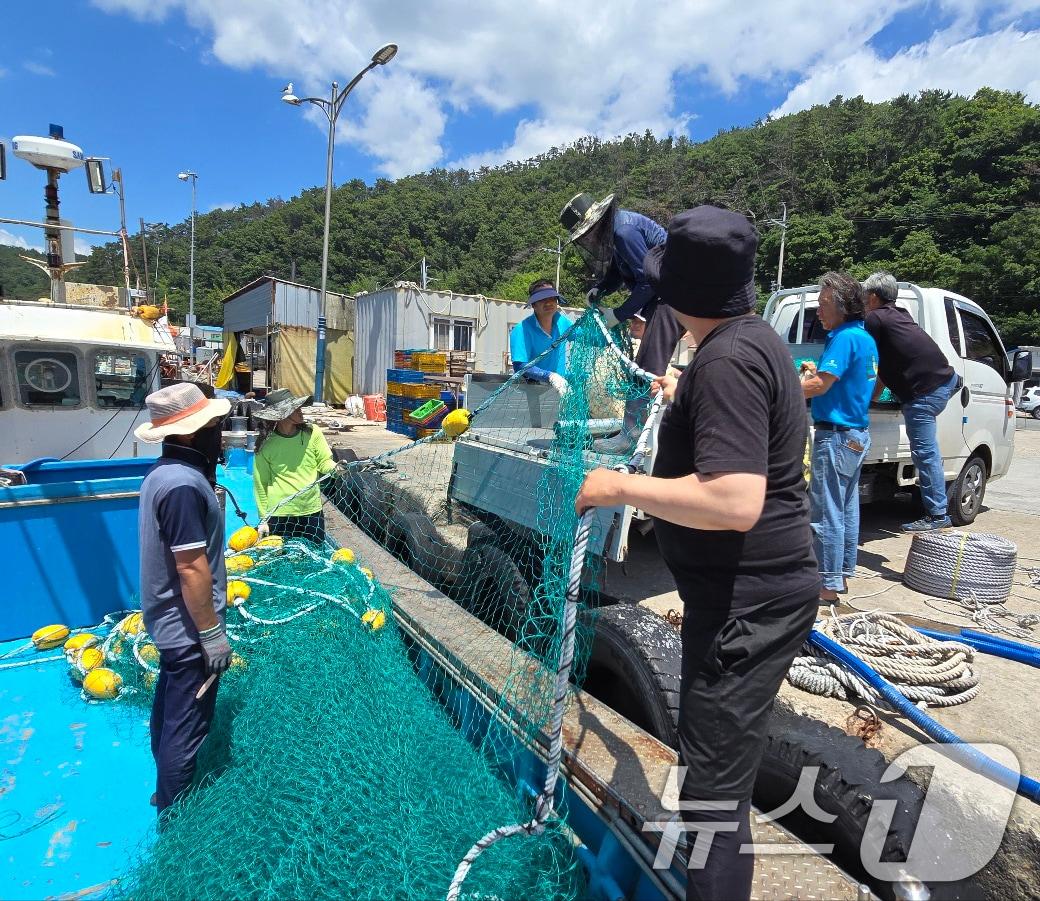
[509,279,574,394]
[800,272,878,603]
[560,192,685,453]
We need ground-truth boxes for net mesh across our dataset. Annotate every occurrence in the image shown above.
[94,311,653,899]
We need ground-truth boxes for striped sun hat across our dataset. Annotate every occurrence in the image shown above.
[133,382,231,443]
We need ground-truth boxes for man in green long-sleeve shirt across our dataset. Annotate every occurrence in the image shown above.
[253,389,336,544]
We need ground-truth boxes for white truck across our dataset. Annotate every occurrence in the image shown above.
[765,282,1033,524]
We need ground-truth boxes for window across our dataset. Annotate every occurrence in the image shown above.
[432,317,475,353]
[94,351,151,408]
[787,307,828,344]
[958,308,1007,379]
[15,349,81,407]
[944,298,962,355]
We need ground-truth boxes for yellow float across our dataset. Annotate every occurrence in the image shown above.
[118,612,145,636]
[361,608,387,631]
[32,624,70,650]
[229,526,259,551]
[330,547,356,565]
[442,408,471,438]
[226,555,255,574]
[69,646,106,682]
[83,668,122,700]
[256,535,284,550]
[227,580,252,606]
[63,633,99,655]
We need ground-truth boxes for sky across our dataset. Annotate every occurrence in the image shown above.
[2,0,1039,258]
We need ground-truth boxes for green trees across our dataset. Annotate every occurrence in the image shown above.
[3,89,1036,344]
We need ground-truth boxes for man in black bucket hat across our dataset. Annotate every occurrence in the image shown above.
[560,191,685,453]
[576,206,819,901]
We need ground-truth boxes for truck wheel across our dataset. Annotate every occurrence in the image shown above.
[756,716,970,900]
[1031,407,1040,420]
[394,512,448,585]
[581,604,681,746]
[947,454,987,526]
[457,541,533,643]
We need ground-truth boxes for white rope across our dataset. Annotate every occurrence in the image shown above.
[903,530,1016,604]
[788,611,981,709]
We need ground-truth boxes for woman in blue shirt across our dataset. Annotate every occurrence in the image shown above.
[509,279,573,394]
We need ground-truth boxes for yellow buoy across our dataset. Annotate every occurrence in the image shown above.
[229,525,259,551]
[226,555,255,574]
[70,646,106,681]
[256,535,284,550]
[118,612,145,636]
[442,408,472,439]
[330,547,356,565]
[359,566,373,580]
[138,643,160,666]
[83,668,122,700]
[32,624,70,650]
[230,652,247,669]
[361,608,387,631]
[64,633,99,655]
[227,580,252,606]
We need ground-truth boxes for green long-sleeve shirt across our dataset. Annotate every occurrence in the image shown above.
[253,425,336,519]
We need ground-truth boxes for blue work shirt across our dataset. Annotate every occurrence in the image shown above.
[597,209,667,321]
[510,310,573,382]
[811,320,879,429]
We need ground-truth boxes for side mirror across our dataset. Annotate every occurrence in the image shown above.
[1010,350,1032,383]
[0,142,6,181]
[85,158,108,194]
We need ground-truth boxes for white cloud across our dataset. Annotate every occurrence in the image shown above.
[23,61,56,77]
[92,0,1040,176]
[74,237,97,256]
[208,201,239,211]
[0,228,44,252]
[773,25,1040,117]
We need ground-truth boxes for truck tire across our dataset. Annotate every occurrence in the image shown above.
[1031,407,1040,420]
[394,512,452,585]
[947,454,987,526]
[457,541,533,643]
[756,715,973,900]
[581,604,682,746]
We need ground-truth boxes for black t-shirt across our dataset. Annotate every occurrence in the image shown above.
[652,315,818,608]
[865,304,954,401]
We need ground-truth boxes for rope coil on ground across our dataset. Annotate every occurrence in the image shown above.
[904,530,1016,603]
[788,611,982,708]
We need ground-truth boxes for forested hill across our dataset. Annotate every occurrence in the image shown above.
[8,88,1040,342]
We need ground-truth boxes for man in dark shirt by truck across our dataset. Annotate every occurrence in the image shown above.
[863,271,959,532]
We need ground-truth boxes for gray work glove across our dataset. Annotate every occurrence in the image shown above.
[198,622,232,675]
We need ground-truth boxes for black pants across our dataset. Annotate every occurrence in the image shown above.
[635,300,685,377]
[151,645,219,816]
[268,510,326,545]
[678,588,818,901]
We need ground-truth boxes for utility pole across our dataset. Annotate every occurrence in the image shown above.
[767,202,788,291]
[420,256,428,290]
[112,168,132,299]
[543,237,563,290]
[139,217,151,298]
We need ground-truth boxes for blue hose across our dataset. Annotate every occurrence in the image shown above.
[807,630,1040,804]
[915,627,1040,669]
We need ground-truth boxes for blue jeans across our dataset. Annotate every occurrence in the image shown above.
[902,373,959,517]
[810,427,870,592]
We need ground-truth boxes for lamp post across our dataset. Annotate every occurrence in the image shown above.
[177,171,198,359]
[281,42,398,403]
[766,202,788,291]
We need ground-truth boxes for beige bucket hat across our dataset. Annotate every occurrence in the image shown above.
[134,382,231,443]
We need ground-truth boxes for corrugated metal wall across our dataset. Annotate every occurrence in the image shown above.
[223,280,274,332]
[354,289,398,396]
[273,281,354,330]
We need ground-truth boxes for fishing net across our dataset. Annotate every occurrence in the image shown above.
[100,310,654,899]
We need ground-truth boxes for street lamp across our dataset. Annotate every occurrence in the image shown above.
[281,42,398,403]
[177,170,198,359]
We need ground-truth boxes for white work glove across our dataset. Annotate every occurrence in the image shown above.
[548,372,569,395]
[198,622,232,675]
[585,287,603,306]
[600,308,619,330]
[256,521,270,540]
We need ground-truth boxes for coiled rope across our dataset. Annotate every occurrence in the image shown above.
[904,530,1017,604]
[788,611,981,708]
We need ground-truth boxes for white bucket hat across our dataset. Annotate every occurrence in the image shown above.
[134,382,231,443]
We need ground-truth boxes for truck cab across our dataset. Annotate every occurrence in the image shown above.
[765,283,1026,523]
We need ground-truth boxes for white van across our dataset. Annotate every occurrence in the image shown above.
[764,283,1032,524]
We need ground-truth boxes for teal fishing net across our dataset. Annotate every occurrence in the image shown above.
[72,311,653,899]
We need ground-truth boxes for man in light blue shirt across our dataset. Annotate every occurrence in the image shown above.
[800,272,878,602]
[509,279,573,394]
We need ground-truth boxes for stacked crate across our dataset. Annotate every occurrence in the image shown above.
[385,367,440,438]
[412,351,447,375]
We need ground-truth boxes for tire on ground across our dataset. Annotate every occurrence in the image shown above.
[581,603,681,746]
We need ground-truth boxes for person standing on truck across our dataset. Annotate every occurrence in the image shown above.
[863,271,959,532]
[575,206,819,901]
[134,382,233,819]
[509,279,574,395]
[560,192,685,453]
[252,388,337,544]
[799,273,878,603]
